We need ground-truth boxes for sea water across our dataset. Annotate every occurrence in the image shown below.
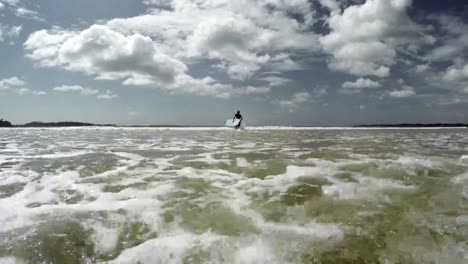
[0,127,467,263]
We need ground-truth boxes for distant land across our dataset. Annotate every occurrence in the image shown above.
[354,123,468,128]
[0,119,12,127]
[18,121,116,127]
[0,120,206,128]
[1,119,468,128]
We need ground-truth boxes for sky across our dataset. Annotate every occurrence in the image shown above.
[0,0,467,126]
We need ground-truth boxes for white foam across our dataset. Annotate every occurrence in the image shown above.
[459,155,468,164]
[105,232,223,264]
[452,172,468,184]
[88,221,120,255]
[236,157,252,168]
[4,150,92,159]
[0,257,24,264]
[234,239,279,264]
[322,176,415,201]
[261,222,344,241]
[456,215,468,225]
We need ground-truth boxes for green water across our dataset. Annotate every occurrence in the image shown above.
[0,128,467,263]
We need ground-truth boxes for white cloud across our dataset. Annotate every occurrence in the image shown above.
[106,0,320,80]
[341,78,380,94]
[318,0,341,12]
[342,78,381,89]
[415,64,430,73]
[0,76,26,89]
[0,2,4,9]
[359,105,365,110]
[274,88,326,112]
[275,91,311,112]
[387,85,415,98]
[259,75,291,87]
[53,85,99,96]
[54,85,123,99]
[32,90,47,96]
[443,63,468,83]
[0,25,22,43]
[1,0,20,6]
[15,7,43,21]
[97,90,119,100]
[320,0,423,78]
[128,110,141,117]
[311,87,328,97]
[0,76,40,96]
[16,87,29,95]
[426,15,468,62]
[7,25,22,38]
[186,16,268,80]
[27,26,187,85]
[25,25,272,98]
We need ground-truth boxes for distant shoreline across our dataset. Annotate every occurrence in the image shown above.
[6,121,219,128]
[354,123,468,128]
[1,121,468,128]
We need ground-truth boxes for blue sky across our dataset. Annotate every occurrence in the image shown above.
[0,0,467,126]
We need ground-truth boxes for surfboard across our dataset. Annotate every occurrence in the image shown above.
[225,119,241,127]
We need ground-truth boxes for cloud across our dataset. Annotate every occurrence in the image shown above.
[8,25,22,38]
[97,90,119,100]
[275,91,311,112]
[0,76,45,96]
[341,78,380,94]
[342,78,381,89]
[387,85,415,98]
[1,0,20,6]
[15,7,44,21]
[0,2,4,9]
[415,64,430,73]
[53,85,99,96]
[27,26,187,85]
[259,75,291,87]
[0,76,26,89]
[0,25,22,43]
[186,17,269,80]
[54,85,123,100]
[318,0,341,12]
[311,87,328,97]
[128,110,141,117]
[16,87,29,95]
[443,63,468,83]
[25,25,271,98]
[107,0,320,80]
[320,0,424,78]
[274,88,327,112]
[425,15,468,62]
[32,90,47,96]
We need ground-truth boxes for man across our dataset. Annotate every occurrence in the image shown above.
[233,110,243,129]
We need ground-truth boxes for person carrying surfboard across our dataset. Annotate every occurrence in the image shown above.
[233,110,243,129]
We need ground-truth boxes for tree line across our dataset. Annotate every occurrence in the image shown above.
[0,119,12,127]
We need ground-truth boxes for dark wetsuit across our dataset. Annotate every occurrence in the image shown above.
[233,113,243,128]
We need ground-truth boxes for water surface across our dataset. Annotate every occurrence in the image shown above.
[0,127,467,263]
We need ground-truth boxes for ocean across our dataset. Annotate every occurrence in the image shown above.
[0,127,467,263]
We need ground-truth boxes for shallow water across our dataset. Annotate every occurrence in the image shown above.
[0,127,467,264]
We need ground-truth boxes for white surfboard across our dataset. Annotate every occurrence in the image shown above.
[225,119,240,127]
